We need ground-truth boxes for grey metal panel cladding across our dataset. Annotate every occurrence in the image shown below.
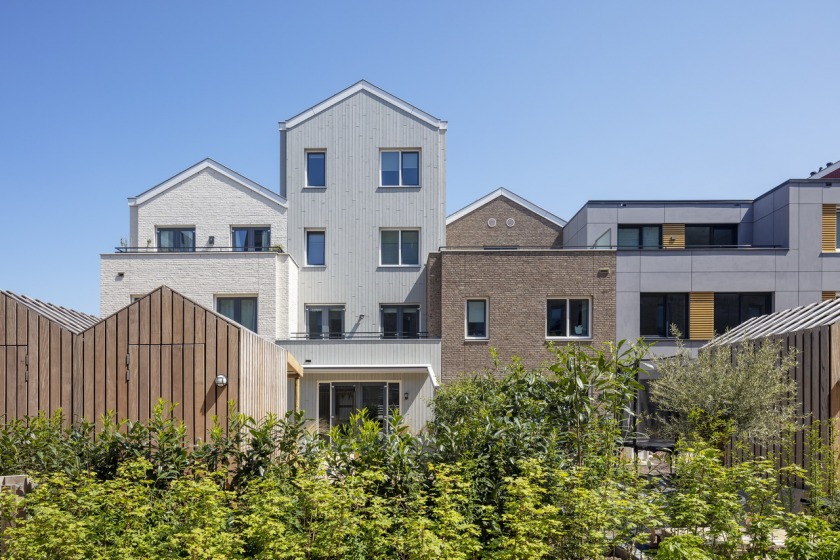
[663,205,746,223]
[284,90,446,335]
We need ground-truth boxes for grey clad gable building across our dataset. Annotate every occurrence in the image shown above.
[100,79,840,435]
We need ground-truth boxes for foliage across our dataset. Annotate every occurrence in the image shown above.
[4,341,840,557]
[649,336,799,450]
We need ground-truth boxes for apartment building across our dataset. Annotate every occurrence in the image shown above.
[562,162,840,355]
[102,81,446,434]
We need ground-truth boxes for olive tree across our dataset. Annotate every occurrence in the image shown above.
[649,337,798,450]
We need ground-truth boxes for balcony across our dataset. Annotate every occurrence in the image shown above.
[114,245,285,253]
[288,331,431,340]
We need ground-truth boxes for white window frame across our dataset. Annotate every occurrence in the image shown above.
[305,150,327,188]
[465,298,489,340]
[379,228,420,266]
[379,149,421,187]
[545,297,592,340]
[305,229,326,267]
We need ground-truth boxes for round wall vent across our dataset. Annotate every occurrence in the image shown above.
[506,218,515,227]
[487,218,497,227]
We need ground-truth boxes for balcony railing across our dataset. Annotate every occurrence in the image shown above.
[114,246,285,254]
[289,331,430,340]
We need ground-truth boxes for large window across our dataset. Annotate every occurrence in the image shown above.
[617,225,661,249]
[380,230,419,265]
[157,228,195,252]
[714,293,771,334]
[306,152,326,187]
[381,305,420,338]
[640,293,688,338]
[465,299,488,339]
[685,224,738,248]
[232,227,270,251]
[306,305,344,339]
[546,298,591,338]
[381,151,420,186]
[306,230,326,266]
[217,297,257,332]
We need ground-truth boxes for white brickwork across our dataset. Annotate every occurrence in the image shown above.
[132,168,287,251]
[101,252,297,339]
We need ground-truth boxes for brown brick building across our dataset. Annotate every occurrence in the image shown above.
[429,189,616,383]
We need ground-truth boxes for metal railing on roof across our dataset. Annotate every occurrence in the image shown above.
[289,331,430,340]
[114,246,285,254]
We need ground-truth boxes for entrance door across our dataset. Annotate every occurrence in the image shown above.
[333,385,356,428]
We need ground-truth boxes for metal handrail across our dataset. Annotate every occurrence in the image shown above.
[438,244,784,251]
[289,331,429,340]
[114,246,285,254]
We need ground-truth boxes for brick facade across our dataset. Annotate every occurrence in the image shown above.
[431,250,616,383]
[447,197,563,248]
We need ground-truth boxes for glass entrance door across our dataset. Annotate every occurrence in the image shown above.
[317,382,400,434]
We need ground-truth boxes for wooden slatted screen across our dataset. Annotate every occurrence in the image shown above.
[823,204,837,253]
[0,287,292,443]
[662,224,685,249]
[823,291,838,302]
[689,292,714,340]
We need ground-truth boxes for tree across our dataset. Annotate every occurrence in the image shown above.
[649,337,798,450]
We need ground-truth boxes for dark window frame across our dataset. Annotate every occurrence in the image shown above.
[306,305,345,339]
[640,293,689,338]
[232,227,271,252]
[380,305,420,339]
[617,225,662,249]
[157,227,196,252]
[713,292,772,334]
[685,224,738,248]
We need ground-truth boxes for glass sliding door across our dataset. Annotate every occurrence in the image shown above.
[317,381,400,434]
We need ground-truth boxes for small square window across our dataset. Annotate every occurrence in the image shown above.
[381,150,420,186]
[546,299,591,338]
[306,305,344,339]
[380,229,419,266]
[307,152,326,187]
[465,299,488,339]
[381,305,420,339]
[306,230,325,266]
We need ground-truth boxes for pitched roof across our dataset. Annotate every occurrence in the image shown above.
[446,188,567,227]
[1,291,100,334]
[280,80,447,131]
[705,297,840,346]
[811,160,840,179]
[129,158,287,207]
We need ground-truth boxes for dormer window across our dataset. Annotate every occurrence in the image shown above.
[157,228,195,252]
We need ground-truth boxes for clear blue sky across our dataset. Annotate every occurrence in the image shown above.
[2,1,839,315]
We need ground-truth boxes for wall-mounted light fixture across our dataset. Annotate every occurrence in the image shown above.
[214,374,228,388]
[403,392,409,401]
[359,314,365,321]
[208,235,215,245]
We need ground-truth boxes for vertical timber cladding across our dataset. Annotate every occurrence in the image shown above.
[0,293,83,427]
[823,204,837,253]
[689,292,714,340]
[101,286,240,442]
